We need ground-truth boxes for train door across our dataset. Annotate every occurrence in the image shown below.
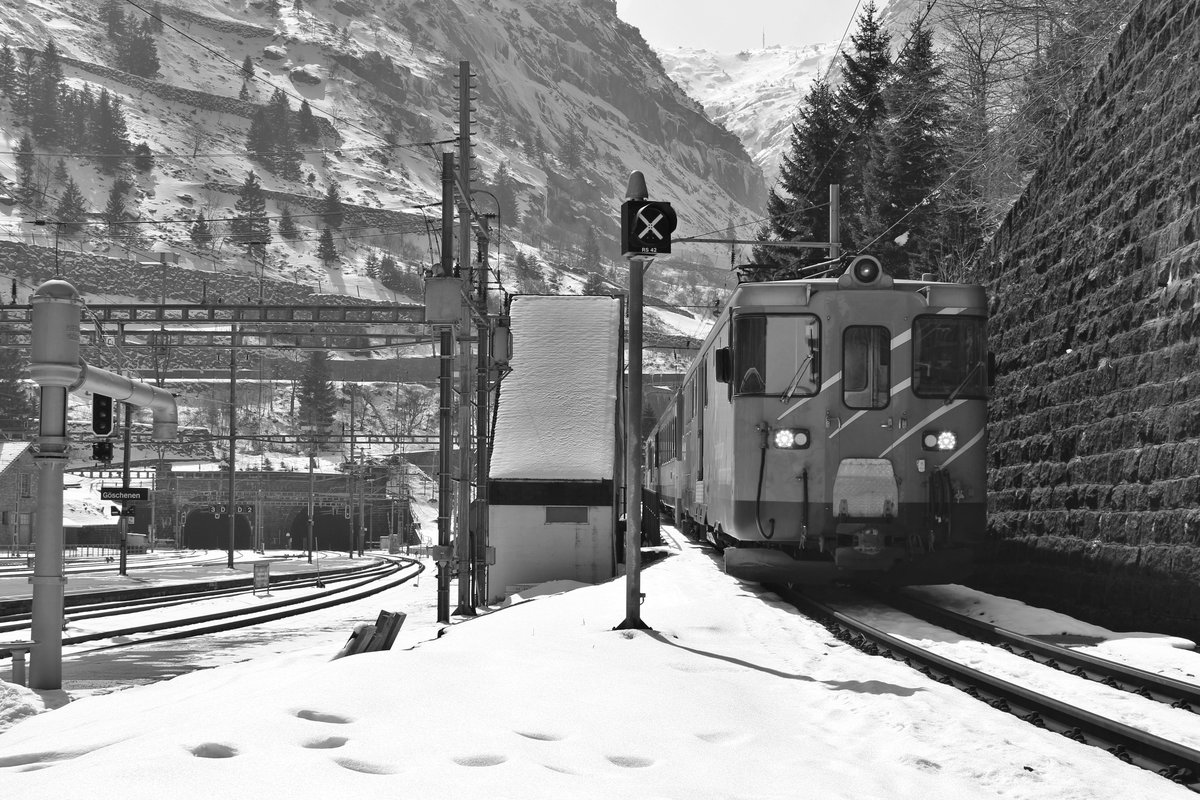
[829,324,901,535]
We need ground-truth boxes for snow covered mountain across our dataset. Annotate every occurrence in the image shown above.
[0,0,767,313]
[657,43,840,185]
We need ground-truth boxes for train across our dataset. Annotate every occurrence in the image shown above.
[644,255,991,585]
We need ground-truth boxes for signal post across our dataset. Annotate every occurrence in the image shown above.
[616,171,676,631]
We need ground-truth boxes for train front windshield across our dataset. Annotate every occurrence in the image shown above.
[733,314,820,396]
[912,316,988,399]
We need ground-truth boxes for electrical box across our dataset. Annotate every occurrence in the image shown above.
[424,277,463,325]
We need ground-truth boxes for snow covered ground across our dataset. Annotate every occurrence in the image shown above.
[0,526,1195,798]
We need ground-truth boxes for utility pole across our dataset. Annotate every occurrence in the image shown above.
[348,386,355,558]
[227,323,237,569]
[454,59,476,617]
[474,212,493,606]
[307,443,315,563]
[436,151,455,625]
[118,403,132,576]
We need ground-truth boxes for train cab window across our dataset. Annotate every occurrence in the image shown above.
[733,314,821,397]
[913,316,988,399]
[843,326,890,409]
[733,315,767,394]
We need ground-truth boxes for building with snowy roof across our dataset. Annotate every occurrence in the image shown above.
[0,441,37,551]
[487,295,623,602]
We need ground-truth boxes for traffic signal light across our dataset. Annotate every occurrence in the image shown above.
[621,200,677,257]
[92,441,113,462]
[92,394,114,436]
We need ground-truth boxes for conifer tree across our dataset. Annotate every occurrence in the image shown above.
[30,40,64,144]
[320,182,344,228]
[53,178,88,234]
[14,133,36,206]
[0,43,14,97]
[267,88,301,179]
[560,119,586,171]
[0,349,35,434]
[150,1,165,32]
[862,16,947,278]
[246,106,272,162]
[278,205,298,240]
[232,170,271,249]
[11,51,35,123]
[582,272,606,295]
[378,253,399,286]
[130,18,161,77]
[316,226,338,265]
[241,55,254,78]
[364,249,379,278]
[837,1,893,246]
[190,211,214,248]
[298,350,336,438]
[93,89,131,173]
[296,99,319,144]
[581,225,601,272]
[67,85,94,150]
[53,158,69,186]
[132,141,154,172]
[102,0,126,38]
[103,178,128,232]
[756,79,850,271]
[238,81,251,101]
[493,162,520,228]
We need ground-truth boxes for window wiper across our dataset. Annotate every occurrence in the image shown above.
[781,355,813,404]
[946,360,983,405]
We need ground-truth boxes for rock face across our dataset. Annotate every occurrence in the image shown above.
[978,0,1200,639]
[415,0,766,229]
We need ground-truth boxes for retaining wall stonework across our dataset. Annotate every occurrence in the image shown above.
[976,0,1200,638]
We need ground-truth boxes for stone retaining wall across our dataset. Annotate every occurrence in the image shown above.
[976,0,1200,639]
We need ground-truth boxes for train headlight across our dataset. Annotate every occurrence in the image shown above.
[852,258,880,284]
[772,428,810,449]
[922,430,958,451]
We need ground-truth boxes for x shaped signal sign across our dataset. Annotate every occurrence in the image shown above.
[636,205,666,240]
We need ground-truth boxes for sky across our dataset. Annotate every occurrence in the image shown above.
[1,526,1197,799]
[615,0,872,52]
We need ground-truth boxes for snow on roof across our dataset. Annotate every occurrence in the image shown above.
[489,295,620,482]
[0,441,31,479]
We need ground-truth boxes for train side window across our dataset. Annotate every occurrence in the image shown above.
[843,326,890,409]
[733,315,767,395]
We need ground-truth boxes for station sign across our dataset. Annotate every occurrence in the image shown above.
[101,487,149,501]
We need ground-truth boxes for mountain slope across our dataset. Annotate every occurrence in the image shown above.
[0,0,767,311]
[658,43,839,185]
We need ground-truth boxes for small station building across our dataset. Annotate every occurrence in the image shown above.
[487,294,623,602]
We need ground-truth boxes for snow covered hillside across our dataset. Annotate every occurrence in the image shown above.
[658,43,840,184]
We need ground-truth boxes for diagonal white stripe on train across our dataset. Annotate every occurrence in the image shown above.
[891,329,912,349]
[878,399,966,456]
[942,428,985,467]
[828,409,867,438]
[937,307,968,315]
[776,371,842,422]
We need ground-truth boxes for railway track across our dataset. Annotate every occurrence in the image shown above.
[0,551,363,621]
[1,555,422,663]
[773,584,1200,792]
[872,587,1200,714]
